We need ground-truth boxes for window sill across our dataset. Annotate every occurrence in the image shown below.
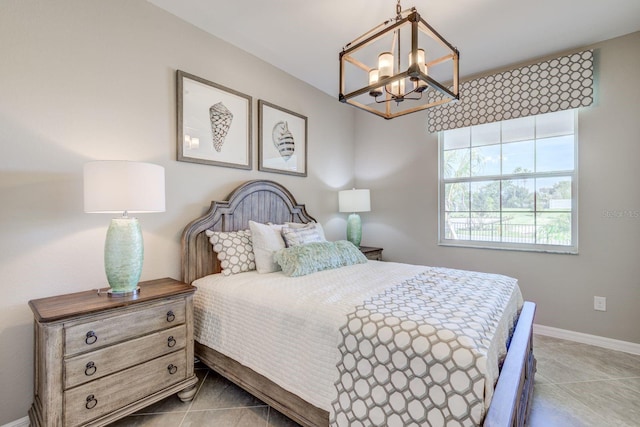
[438,240,578,255]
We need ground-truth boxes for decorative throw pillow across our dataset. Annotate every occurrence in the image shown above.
[285,222,327,241]
[281,223,324,247]
[248,221,286,274]
[274,240,368,277]
[205,229,255,275]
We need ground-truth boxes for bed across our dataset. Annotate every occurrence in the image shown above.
[181,180,536,427]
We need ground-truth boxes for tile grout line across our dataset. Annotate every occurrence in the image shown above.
[537,375,640,386]
[184,405,270,414]
[266,406,272,427]
[542,383,613,427]
[553,381,640,427]
[178,369,210,426]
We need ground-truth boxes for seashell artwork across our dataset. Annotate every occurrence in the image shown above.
[272,121,295,161]
[209,102,234,152]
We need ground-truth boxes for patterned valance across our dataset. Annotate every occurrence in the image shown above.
[427,50,594,133]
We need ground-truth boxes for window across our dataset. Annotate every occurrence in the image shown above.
[439,109,577,253]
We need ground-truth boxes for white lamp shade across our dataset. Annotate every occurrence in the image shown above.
[84,161,165,214]
[339,189,371,213]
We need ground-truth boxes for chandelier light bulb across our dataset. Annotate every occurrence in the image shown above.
[409,48,428,91]
[378,52,394,79]
[412,49,426,74]
[389,78,405,98]
[368,69,383,97]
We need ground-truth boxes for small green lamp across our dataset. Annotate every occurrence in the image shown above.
[338,188,371,247]
[84,161,165,296]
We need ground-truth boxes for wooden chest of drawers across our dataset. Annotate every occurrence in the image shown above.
[28,278,198,427]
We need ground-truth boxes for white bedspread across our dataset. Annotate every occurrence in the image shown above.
[192,261,523,416]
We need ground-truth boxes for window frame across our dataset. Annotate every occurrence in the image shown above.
[438,110,579,254]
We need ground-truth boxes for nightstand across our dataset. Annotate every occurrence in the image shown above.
[359,246,383,261]
[28,278,198,427]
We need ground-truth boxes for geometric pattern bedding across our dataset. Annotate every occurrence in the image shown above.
[192,262,522,421]
[331,268,520,427]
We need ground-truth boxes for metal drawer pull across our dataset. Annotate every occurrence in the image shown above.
[85,331,97,345]
[166,310,175,322]
[167,364,178,374]
[84,361,97,376]
[167,336,176,348]
[85,394,98,410]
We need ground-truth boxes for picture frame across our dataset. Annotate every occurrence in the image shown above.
[177,70,252,169]
[258,100,307,177]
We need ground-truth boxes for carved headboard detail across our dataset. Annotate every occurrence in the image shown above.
[180,180,316,284]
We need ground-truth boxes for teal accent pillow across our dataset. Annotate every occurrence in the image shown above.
[274,241,368,277]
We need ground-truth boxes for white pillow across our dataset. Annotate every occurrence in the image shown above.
[285,222,327,241]
[248,221,285,274]
[281,223,324,247]
[205,229,255,275]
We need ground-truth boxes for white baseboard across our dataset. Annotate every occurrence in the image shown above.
[534,324,640,355]
[1,416,29,427]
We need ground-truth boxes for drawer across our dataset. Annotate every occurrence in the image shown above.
[365,252,382,261]
[64,299,185,356]
[64,349,187,427]
[64,324,187,389]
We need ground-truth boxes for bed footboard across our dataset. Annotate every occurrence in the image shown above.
[484,301,537,427]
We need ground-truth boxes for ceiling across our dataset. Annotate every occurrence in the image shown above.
[148,0,640,97]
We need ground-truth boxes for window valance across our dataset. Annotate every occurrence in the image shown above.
[427,50,594,133]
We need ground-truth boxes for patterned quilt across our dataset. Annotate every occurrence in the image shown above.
[331,267,520,427]
[192,262,522,420]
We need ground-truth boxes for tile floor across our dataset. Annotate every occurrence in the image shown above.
[111,335,640,426]
[529,335,640,427]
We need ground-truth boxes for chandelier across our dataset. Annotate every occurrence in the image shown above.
[339,0,459,119]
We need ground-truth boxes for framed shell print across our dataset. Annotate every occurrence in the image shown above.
[258,100,307,177]
[177,70,252,169]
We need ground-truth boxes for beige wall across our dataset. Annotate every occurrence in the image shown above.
[354,32,640,345]
[1,0,638,423]
[0,0,356,422]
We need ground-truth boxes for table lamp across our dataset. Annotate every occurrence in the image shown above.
[338,188,371,247]
[84,161,165,296]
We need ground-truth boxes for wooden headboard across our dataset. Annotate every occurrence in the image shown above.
[180,180,316,285]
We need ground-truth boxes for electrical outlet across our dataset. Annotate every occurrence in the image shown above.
[594,296,607,311]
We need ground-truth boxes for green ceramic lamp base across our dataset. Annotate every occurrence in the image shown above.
[104,217,143,296]
[346,213,362,247]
